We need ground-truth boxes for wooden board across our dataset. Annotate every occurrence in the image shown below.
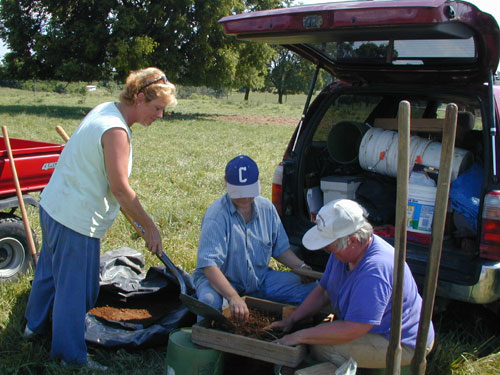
[374,118,445,133]
[295,362,338,375]
[191,296,307,367]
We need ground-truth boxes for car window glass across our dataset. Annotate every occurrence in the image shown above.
[436,103,482,131]
[309,38,476,66]
[313,94,383,141]
[313,95,483,143]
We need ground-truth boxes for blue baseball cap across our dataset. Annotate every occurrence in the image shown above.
[225,155,261,198]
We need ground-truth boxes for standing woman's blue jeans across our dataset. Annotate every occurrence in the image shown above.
[24,206,100,365]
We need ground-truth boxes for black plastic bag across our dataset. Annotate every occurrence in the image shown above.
[356,173,397,226]
[85,247,196,348]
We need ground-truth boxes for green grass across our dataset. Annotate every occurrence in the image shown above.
[0,87,498,374]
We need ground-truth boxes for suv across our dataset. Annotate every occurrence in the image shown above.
[220,0,500,307]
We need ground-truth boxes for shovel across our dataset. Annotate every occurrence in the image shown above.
[120,210,235,330]
[155,250,235,330]
[54,125,234,328]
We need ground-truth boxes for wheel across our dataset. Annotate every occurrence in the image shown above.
[0,215,39,282]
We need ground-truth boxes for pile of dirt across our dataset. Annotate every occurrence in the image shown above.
[89,293,181,327]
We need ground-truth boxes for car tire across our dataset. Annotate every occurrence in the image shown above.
[0,215,38,282]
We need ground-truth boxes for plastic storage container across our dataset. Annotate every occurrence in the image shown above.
[320,176,363,204]
[407,184,437,245]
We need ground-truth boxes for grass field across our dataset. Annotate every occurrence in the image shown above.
[0,86,499,374]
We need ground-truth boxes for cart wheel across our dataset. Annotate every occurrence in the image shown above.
[0,216,38,282]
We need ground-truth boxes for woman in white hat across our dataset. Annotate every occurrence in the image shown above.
[271,199,434,370]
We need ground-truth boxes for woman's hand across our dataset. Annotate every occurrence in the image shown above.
[275,331,302,346]
[270,317,295,333]
[144,223,162,255]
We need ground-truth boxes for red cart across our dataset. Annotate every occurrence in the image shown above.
[0,137,64,281]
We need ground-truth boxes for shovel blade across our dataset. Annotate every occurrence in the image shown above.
[179,293,235,330]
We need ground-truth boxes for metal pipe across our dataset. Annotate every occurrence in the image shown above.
[488,72,497,182]
[292,64,321,153]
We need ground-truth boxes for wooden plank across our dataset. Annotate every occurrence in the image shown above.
[192,297,307,367]
[374,118,445,132]
[222,296,289,318]
[192,319,306,367]
[295,362,338,375]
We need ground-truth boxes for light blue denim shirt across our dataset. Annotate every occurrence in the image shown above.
[193,194,290,294]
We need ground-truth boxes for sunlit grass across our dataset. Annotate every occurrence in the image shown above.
[0,87,498,374]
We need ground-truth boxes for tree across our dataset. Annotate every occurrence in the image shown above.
[0,0,282,87]
[232,39,276,100]
[231,0,281,100]
[0,0,116,81]
[266,45,328,104]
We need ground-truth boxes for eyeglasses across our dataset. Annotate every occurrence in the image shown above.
[139,75,168,92]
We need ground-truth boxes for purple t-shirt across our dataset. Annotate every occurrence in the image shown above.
[320,234,434,348]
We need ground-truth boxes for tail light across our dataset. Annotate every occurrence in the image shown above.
[480,190,500,261]
[272,163,284,216]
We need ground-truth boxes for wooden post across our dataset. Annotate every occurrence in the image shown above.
[386,100,411,375]
[411,103,458,375]
[2,126,38,268]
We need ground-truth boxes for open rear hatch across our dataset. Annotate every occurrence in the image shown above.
[219,0,499,85]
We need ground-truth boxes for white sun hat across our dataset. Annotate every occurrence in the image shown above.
[302,199,368,250]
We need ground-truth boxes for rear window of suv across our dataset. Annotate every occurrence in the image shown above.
[308,38,476,66]
[312,94,483,142]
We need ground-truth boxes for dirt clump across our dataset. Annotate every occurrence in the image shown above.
[223,308,284,340]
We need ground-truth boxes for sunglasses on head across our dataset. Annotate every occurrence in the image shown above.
[139,75,168,92]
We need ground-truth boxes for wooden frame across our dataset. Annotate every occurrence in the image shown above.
[191,296,307,367]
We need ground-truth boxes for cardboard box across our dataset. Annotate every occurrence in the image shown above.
[320,175,363,204]
[191,296,307,367]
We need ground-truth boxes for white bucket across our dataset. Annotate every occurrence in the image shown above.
[359,128,399,176]
[407,184,437,234]
[358,128,473,181]
[419,141,474,181]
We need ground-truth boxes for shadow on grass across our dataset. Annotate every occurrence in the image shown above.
[0,104,93,120]
[0,105,218,123]
[165,112,219,122]
[427,301,500,374]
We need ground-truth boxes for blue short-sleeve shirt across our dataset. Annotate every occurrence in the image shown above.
[320,234,434,349]
[193,194,290,294]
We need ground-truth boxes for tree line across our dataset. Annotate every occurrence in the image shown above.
[0,0,329,102]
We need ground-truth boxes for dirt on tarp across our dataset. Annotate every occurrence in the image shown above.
[89,290,181,327]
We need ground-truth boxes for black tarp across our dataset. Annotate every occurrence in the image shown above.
[85,247,196,348]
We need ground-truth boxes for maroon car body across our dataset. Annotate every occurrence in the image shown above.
[220,0,500,306]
